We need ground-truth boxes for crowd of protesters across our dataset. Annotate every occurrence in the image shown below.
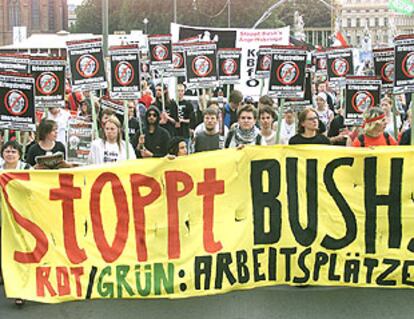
[0,77,412,305]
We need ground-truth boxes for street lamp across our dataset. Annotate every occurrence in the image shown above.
[173,0,177,23]
[143,18,149,34]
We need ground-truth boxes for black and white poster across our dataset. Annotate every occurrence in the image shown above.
[268,46,307,98]
[185,42,218,87]
[100,95,125,115]
[344,76,381,125]
[30,56,66,108]
[148,34,173,70]
[0,54,30,73]
[67,119,93,165]
[373,48,394,92]
[217,48,241,84]
[255,46,273,79]
[109,44,140,100]
[66,38,107,91]
[394,34,414,94]
[0,72,36,131]
[327,48,354,81]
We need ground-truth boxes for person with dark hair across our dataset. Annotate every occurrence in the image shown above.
[126,100,142,142]
[225,104,265,148]
[352,107,397,147]
[98,107,116,138]
[259,105,277,145]
[154,83,179,137]
[258,95,274,109]
[194,107,224,152]
[0,140,31,306]
[168,136,188,157]
[289,108,331,145]
[134,106,171,158]
[26,119,67,167]
[88,116,136,164]
[224,89,243,128]
[176,84,195,145]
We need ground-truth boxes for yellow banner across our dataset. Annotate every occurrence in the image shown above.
[2,145,414,303]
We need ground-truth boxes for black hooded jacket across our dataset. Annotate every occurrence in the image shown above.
[133,106,171,157]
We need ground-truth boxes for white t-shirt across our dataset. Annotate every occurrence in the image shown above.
[47,109,71,145]
[279,120,296,145]
[88,139,136,165]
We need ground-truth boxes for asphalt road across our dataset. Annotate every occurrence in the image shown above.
[1,285,413,319]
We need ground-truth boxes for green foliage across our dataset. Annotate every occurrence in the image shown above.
[72,0,331,34]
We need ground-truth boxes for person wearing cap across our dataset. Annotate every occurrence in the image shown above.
[352,107,397,147]
[314,92,334,133]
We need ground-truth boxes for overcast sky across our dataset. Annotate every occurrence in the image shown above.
[67,0,84,5]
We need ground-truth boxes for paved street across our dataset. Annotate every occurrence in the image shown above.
[1,285,413,319]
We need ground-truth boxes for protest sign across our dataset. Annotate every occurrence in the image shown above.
[2,146,414,303]
[255,46,273,79]
[344,76,381,125]
[171,23,290,98]
[217,48,242,85]
[0,54,30,73]
[169,43,186,77]
[109,44,141,100]
[67,119,93,165]
[0,72,36,131]
[184,42,218,87]
[100,95,125,115]
[373,48,394,92]
[394,34,414,94]
[268,46,307,98]
[312,51,327,76]
[66,38,107,91]
[31,57,66,108]
[327,48,354,81]
[148,34,173,70]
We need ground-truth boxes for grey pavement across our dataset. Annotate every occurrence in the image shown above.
[1,285,413,319]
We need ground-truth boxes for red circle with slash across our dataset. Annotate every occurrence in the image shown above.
[402,52,414,78]
[222,58,238,76]
[76,54,99,78]
[36,72,59,95]
[4,89,29,116]
[192,56,213,77]
[260,55,271,71]
[331,57,349,77]
[152,44,169,61]
[115,61,134,86]
[380,61,394,83]
[351,91,374,113]
[276,62,299,85]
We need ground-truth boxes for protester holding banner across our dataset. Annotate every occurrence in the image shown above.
[352,107,397,147]
[225,104,264,148]
[259,105,277,145]
[88,116,136,164]
[167,136,188,157]
[289,108,331,145]
[26,119,67,167]
[134,106,171,158]
[327,106,352,146]
[194,107,224,153]
[223,90,243,128]
[278,108,297,145]
[154,84,179,137]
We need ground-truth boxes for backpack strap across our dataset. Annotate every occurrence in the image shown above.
[255,134,262,145]
[225,130,234,148]
[384,132,391,145]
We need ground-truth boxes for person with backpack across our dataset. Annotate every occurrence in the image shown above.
[352,107,397,147]
[225,104,265,148]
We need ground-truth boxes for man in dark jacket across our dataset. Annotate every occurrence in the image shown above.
[133,106,171,158]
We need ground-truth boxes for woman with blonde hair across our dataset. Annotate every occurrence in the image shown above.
[352,107,397,147]
[88,115,136,164]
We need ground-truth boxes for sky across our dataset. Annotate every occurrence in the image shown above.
[67,0,84,5]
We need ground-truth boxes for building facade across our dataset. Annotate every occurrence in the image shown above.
[0,0,68,46]
[340,0,414,47]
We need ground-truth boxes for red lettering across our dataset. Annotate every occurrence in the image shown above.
[71,267,84,297]
[36,267,57,297]
[165,171,193,259]
[130,174,161,262]
[56,266,71,296]
[0,173,48,263]
[197,169,224,253]
[50,174,86,264]
[90,173,129,262]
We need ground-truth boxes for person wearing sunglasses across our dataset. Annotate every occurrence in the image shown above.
[289,108,331,145]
